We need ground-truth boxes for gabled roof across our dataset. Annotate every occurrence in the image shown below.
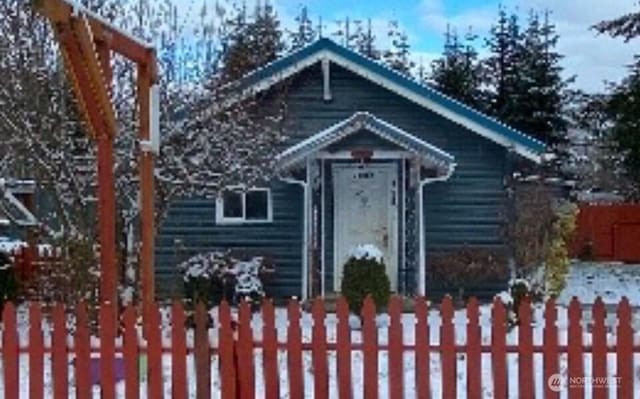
[224,38,547,163]
[276,112,456,173]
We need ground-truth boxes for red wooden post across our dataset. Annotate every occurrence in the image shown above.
[147,303,164,396]
[466,297,481,399]
[591,298,607,399]
[123,305,139,399]
[262,299,280,399]
[440,296,456,399]
[362,296,379,399]
[336,296,352,399]
[388,296,404,399]
[2,302,18,399]
[100,301,116,399]
[287,299,304,399]
[29,302,44,399]
[518,297,533,399]
[172,301,187,399]
[312,298,329,399]
[75,302,91,399]
[52,303,68,399]
[567,297,584,399]
[543,298,559,399]
[616,297,633,398]
[414,297,430,399]
[491,297,507,399]
[237,301,255,399]
[218,301,237,399]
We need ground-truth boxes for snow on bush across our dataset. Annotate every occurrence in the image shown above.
[348,244,384,263]
[179,250,271,305]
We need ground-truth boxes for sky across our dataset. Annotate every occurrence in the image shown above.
[265,0,640,93]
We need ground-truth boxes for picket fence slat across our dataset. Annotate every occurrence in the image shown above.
[287,299,304,399]
[616,298,633,398]
[543,298,559,399]
[336,296,352,399]
[388,296,404,399]
[196,301,213,399]
[100,301,116,399]
[29,302,44,399]
[238,301,255,399]
[440,296,456,399]
[123,304,139,399]
[415,297,430,399]
[172,301,187,399]
[592,298,608,399]
[568,297,584,399]
[491,297,507,399]
[2,302,19,399]
[312,298,329,399]
[75,302,91,399]
[2,295,640,399]
[52,303,68,399]
[466,298,481,399]
[362,296,378,399]
[148,302,163,399]
[518,298,534,399]
[262,299,280,399]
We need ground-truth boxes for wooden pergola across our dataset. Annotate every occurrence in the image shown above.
[33,0,158,316]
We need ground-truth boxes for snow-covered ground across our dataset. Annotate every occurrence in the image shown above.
[2,261,640,398]
[558,262,640,306]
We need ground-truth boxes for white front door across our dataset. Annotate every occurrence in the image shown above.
[333,163,398,291]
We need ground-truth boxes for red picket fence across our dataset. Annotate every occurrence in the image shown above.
[1,296,638,398]
[571,204,640,262]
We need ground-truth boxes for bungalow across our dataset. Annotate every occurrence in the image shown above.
[155,38,546,299]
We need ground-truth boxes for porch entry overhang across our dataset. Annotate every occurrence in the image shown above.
[276,112,455,175]
[276,112,456,299]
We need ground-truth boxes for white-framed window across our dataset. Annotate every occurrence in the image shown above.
[216,187,273,224]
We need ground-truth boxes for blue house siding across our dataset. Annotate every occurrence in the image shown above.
[282,65,509,290]
[156,60,515,297]
[155,181,304,298]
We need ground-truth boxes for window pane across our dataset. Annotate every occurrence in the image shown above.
[246,190,269,220]
[222,191,243,218]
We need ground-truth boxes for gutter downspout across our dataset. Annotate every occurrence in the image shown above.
[279,162,310,301]
[417,163,456,296]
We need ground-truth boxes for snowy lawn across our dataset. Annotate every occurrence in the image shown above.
[558,261,640,306]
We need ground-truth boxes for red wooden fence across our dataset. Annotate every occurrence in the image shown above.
[1,296,638,398]
[571,204,640,262]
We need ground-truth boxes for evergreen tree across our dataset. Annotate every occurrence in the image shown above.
[384,20,414,75]
[596,5,640,196]
[483,9,524,126]
[220,1,284,81]
[353,19,381,60]
[430,27,482,108]
[289,5,316,50]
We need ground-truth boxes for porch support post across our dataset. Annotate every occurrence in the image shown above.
[302,158,312,300]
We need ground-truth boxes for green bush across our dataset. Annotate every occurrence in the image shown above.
[340,255,391,314]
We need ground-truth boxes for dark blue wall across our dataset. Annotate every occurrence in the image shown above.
[156,62,509,297]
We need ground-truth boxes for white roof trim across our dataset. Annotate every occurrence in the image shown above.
[276,112,456,171]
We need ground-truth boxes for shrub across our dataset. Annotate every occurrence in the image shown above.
[429,248,509,286]
[340,244,391,314]
[503,278,544,326]
[179,249,274,307]
[0,251,18,315]
[545,203,577,296]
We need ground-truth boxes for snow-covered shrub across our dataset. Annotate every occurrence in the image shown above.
[179,249,273,307]
[341,244,391,314]
[506,278,543,326]
[0,251,18,315]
